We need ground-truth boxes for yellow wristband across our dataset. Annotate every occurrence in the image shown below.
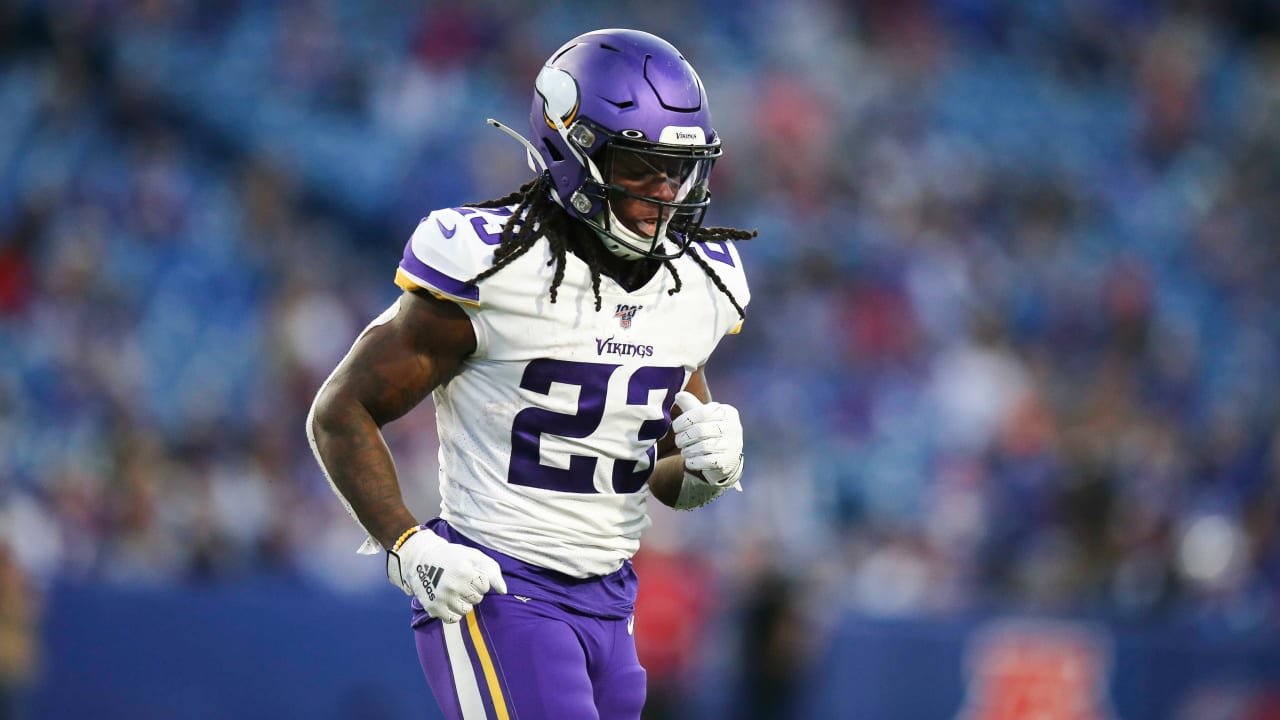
[392,524,429,553]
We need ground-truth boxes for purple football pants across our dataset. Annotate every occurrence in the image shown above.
[414,593,646,720]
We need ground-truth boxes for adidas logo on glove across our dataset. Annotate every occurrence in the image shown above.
[416,564,443,601]
[385,525,507,624]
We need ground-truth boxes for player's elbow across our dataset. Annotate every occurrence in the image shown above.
[306,380,346,444]
[307,374,383,444]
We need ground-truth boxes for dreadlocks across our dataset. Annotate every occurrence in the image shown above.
[465,176,755,318]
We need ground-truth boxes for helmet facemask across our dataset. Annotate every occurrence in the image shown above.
[571,132,719,260]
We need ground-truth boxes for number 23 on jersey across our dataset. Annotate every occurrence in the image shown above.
[508,359,684,495]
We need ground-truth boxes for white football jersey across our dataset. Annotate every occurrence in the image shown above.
[392,204,750,577]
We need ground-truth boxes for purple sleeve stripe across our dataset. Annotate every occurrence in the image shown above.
[695,240,735,267]
[399,252,480,302]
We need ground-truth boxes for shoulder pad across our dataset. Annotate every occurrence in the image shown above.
[690,240,751,333]
[394,206,516,306]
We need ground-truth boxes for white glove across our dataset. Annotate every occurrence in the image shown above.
[672,391,745,488]
[387,527,507,623]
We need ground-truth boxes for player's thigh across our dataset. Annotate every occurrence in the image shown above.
[591,615,646,720]
[414,596,599,720]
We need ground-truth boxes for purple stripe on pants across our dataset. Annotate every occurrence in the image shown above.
[459,611,502,719]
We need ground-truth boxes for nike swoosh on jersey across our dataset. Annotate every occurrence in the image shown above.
[436,218,458,238]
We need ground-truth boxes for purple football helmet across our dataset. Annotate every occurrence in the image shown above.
[527,29,721,260]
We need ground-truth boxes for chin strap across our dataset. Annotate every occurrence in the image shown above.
[593,216,652,260]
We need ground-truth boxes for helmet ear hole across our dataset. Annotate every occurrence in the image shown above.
[541,138,564,163]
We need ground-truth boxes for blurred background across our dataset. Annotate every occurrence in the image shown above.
[1,0,1279,718]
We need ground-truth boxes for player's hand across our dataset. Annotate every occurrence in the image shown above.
[673,391,744,488]
[387,528,507,623]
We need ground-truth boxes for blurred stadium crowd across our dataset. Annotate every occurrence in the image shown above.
[2,0,1279,695]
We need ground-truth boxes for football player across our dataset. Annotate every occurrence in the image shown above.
[308,29,753,720]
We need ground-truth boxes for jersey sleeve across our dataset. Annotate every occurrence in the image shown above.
[394,207,514,307]
[691,240,751,336]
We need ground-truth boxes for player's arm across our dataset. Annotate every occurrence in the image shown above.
[308,289,506,623]
[649,366,745,509]
[308,289,474,549]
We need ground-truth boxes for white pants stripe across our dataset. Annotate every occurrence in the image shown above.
[443,620,488,719]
